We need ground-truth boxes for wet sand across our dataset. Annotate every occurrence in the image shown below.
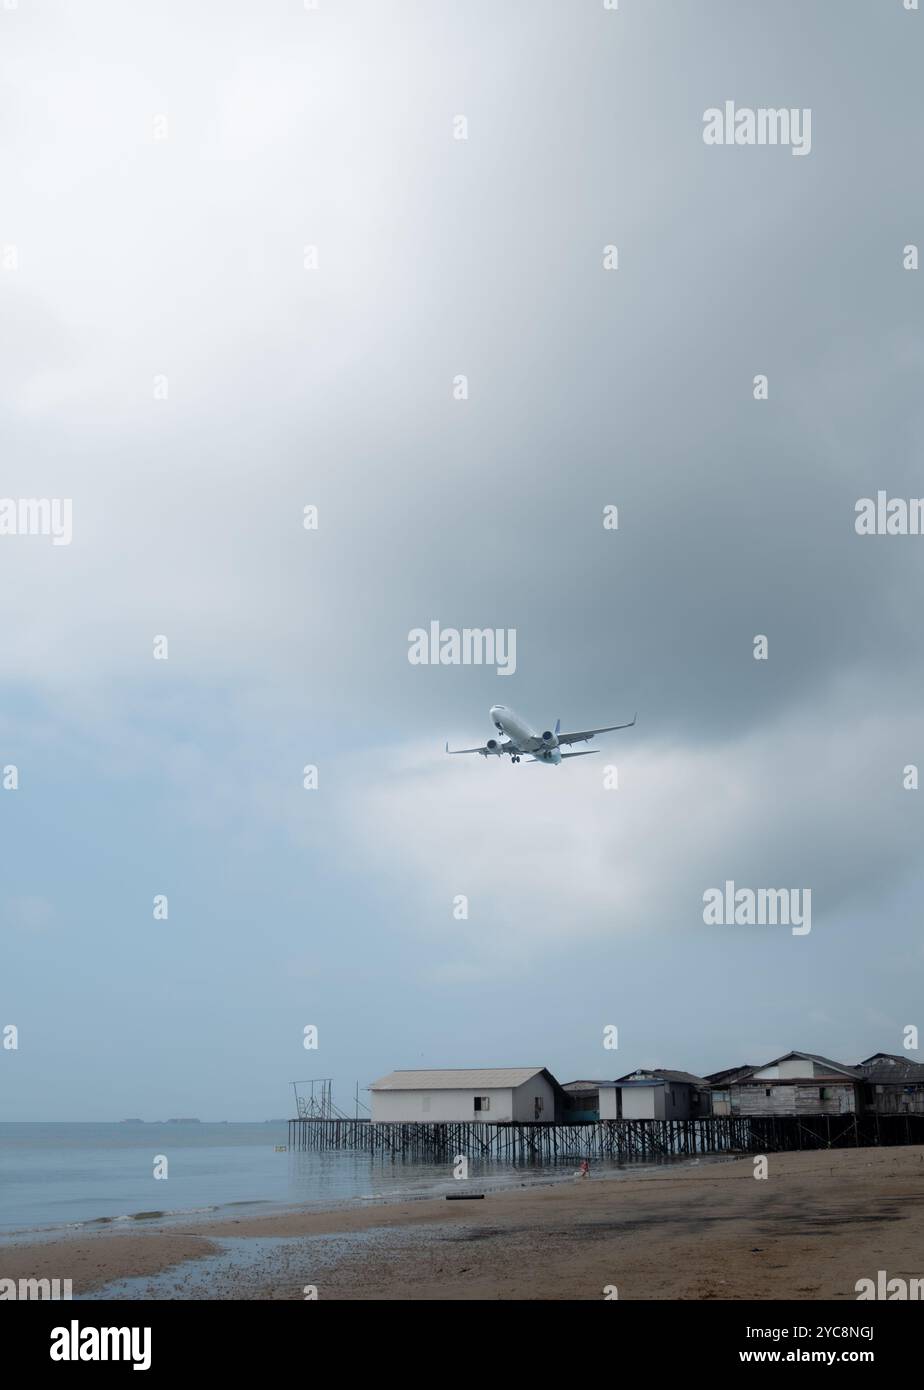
[4,1146,924,1300]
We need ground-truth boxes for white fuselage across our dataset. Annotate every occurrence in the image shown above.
[489,705,561,764]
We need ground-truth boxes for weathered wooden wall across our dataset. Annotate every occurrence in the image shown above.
[867,1087,924,1115]
[731,1083,858,1117]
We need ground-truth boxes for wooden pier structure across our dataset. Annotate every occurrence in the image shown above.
[288,1112,924,1161]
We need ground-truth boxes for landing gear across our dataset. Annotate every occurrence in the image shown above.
[511,754,521,763]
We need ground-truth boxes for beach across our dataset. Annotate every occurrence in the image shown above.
[3,1146,923,1300]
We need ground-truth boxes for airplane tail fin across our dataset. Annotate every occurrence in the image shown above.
[554,717,560,737]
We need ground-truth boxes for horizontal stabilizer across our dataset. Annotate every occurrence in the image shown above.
[525,749,600,763]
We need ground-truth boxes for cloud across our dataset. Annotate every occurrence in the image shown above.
[2,896,55,932]
[338,678,923,968]
[2,0,924,1114]
[420,960,494,987]
[1,0,921,759]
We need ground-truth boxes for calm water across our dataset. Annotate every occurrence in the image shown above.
[0,1123,693,1236]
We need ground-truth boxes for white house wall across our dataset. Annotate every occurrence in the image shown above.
[753,1059,829,1081]
[371,1076,557,1124]
[620,1086,660,1120]
[599,1088,619,1120]
[510,1073,556,1122]
[779,1058,824,1079]
[371,1087,516,1123]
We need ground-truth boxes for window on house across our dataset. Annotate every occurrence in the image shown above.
[765,1088,771,1098]
[474,1096,490,1112]
[819,1088,830,1100]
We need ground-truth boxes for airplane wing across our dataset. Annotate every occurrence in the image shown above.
[555,715,637,748]
[445,740,513,757]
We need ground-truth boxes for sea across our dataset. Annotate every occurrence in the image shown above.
[0,1121,706,1238]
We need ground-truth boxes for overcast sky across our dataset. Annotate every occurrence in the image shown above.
[2,0,923,1120]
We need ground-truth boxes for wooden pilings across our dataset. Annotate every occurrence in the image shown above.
[286,1113,924,1159]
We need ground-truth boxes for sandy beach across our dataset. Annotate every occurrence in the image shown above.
[3,1146,924,1300]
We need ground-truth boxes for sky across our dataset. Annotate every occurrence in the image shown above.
[2,0,923,1120]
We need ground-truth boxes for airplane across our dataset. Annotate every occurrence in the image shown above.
[445,705,637,766]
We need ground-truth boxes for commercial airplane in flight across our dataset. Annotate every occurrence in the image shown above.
[446,705,637,766]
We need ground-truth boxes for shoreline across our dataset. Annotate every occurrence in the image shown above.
[3,1146,923,1300]
[0,1150,729,1245]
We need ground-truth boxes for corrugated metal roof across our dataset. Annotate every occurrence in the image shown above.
[705,1065,756,1085]
[792,1052,863,1077]
[652,1069,711,1086]
[614,1068,710,1087]
[737,1051,862,1082]
[369,1067,549,1091]
[857,1053,924,1084]
[739,1076,857,1087]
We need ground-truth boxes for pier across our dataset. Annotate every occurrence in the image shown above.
[287,1112,924,1160]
